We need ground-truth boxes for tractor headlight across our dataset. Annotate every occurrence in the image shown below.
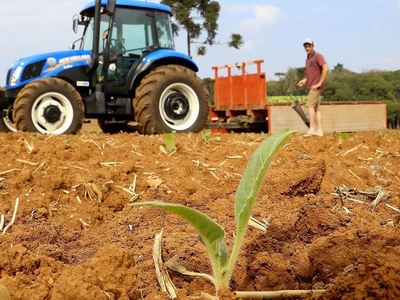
[10,66,23,86]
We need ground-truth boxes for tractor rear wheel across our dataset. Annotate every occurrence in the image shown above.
[0,108,17,132]
[13,78,85,134]
[133,65,209,135]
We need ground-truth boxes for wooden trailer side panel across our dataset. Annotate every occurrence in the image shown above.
[269,102,387,133]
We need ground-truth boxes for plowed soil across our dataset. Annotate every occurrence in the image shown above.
[0,127,399,300]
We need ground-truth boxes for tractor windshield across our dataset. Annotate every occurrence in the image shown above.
[81,14,110,53]
[80,7,175,55]
[154,11,174,50]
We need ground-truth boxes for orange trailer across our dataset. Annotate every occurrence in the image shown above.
[207,60,269,132]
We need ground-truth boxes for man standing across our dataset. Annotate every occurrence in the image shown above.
[298,38,329,136]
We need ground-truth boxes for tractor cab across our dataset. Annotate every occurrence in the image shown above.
[76,0,175,92]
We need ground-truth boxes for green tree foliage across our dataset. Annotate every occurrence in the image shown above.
[161,0,243,57]
[323,67,396,102]
[380,70,400,100]
[269,67,306,96]
[322,71,358,101]
[265,80,281,96]
[385,100,400,129]
[203,77,214,104]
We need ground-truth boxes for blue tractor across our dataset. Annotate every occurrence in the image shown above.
[0,0,209,134]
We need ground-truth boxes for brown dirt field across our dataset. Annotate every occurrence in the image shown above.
[0,129,399,300]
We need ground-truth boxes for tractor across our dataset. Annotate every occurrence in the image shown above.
[0,0,209,134]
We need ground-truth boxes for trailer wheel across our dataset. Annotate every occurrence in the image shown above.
[0,109,17,132]
[133,65,209,134]
[97,119,138,134]
[13,78,85,134]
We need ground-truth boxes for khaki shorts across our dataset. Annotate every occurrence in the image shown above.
[306,89,322,111]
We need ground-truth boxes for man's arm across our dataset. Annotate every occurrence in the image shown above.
[311,63,329,90]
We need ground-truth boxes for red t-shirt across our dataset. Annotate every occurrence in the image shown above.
[305,51,327,91]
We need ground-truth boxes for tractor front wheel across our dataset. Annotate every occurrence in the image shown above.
[133,65,209,135]
[13,78,85,134]
[0,108,17,132]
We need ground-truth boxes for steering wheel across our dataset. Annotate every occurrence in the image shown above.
[110,39,126,55]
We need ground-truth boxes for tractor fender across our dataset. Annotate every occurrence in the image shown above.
[128,50,199,91]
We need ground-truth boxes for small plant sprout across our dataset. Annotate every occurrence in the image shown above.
[199,131,221,144]
[63,138,74,144]
[339,133,350,141]
[130,129,294,293]
[160,133,177,154]
[199,130,212,144]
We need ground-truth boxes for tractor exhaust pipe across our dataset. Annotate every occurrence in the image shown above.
[291,100,310,128]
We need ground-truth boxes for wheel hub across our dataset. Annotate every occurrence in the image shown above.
[43,105,62,123]
[164,93,189,120]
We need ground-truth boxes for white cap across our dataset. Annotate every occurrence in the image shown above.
[303,38,314,45]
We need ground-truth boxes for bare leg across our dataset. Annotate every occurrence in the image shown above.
[306,106,316,135]
[315,110,323,136]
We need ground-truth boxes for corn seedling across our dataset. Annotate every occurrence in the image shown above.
[199,130,220,143]
[63,138,74,144]
[160,133,177,154]
[199,130,212,144]
[340,133,350,141]
[130,129,294,293]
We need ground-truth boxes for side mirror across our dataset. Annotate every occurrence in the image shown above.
[105,0,116,16]
[72,14,79,33]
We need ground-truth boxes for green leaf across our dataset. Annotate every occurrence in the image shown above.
[340,133,350,141]
[164,133,177,152]
[130,202,226,271]
[234,129,294,241]
[218,241,228,272]
[63,138,73,144]
[228,33,244,49]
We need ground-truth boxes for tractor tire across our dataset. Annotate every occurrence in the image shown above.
[133,65,209,135]
[13,78,85,134]
[97,119,138,134]
[0,109,17,132]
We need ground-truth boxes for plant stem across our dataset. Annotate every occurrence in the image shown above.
[210,255,224,290]
[223,230,245,285]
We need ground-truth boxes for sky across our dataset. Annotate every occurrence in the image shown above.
[1,0,400,86]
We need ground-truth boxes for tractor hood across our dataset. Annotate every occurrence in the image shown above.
[6,50,92,90]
